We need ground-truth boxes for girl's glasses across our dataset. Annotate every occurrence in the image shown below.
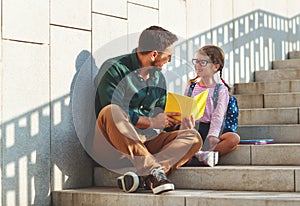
[192,59,212,67]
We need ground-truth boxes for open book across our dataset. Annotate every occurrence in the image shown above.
[164,90,209,120]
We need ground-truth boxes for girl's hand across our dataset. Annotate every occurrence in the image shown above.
[208,136,220,150]
[180,116,195,130]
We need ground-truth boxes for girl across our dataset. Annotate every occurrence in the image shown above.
[184,45,240,167]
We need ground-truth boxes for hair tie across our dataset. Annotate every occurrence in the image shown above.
[221,79,226,84]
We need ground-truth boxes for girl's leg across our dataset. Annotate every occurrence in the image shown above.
[214,132,240,156]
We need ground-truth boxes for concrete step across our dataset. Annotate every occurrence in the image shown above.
[235,92,300,109]
[289,51,300,59]
[263,92,300,108]
[170,166,300,192]
[234,80,300,95]
[255,68,300,82]
[234,94,263,108]
[94,166,300,192]
[220,144,300,166]
[272,59,300,69]
[237,124,300,143]
[52,187,300,206]
[239,107,299,125]
[90,144,300,173]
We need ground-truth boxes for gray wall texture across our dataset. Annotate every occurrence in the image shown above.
[0,0,299,205]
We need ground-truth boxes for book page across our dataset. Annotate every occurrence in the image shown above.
[164,90,208,121]
[192,89,209,119]
[164,93,194,120]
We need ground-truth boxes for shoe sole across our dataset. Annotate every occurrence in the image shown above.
[117,172,140,193]
[152,183,175,195]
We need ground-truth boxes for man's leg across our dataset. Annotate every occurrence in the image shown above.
[142,129,202,193]
[95,104,161,176]
[94,104,201,194]
[145,129,202,175]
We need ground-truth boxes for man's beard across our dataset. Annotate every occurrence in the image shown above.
[151,59,159,66]
[151,59,162,71]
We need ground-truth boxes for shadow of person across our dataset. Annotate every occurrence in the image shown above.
[50,50,97,192]
[71,50,98,159]
[72,49,134,175]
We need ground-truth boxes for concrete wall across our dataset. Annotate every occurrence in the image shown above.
[0,0,299,205]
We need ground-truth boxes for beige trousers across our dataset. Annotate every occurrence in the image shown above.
[94,104,202,176]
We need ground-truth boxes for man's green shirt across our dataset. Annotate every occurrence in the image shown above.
[95,49,167,126]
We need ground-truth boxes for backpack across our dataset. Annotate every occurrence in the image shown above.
[187,83,239,133]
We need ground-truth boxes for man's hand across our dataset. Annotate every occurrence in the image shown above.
[151,112,181,129]
[136,112,181,129]
[179,116,195,130]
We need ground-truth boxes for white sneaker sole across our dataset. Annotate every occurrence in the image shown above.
[117,171,140,193]
[152,183,175,195]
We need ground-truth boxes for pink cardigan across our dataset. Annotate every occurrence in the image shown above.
[184,83,229,137]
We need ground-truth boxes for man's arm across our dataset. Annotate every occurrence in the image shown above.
[96,63,125,109]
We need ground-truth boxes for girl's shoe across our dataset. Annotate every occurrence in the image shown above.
[195,151,219,167]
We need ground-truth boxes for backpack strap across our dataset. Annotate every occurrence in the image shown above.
[187,82,196,97]
[191,83,221,107]
[212,83,222,108]
[213,83,227,135]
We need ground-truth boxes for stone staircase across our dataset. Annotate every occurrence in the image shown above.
[52,51,300,206]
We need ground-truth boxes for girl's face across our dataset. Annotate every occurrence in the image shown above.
[193,53,218,78]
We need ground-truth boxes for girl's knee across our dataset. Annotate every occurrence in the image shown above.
[222,132,240,146]
[232,133,241,144]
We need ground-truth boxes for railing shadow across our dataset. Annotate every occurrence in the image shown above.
[1,100,52,205]
[1,51,97,206]
[165,9,300,94]
[0,9,299,206]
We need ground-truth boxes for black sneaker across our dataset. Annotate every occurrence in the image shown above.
[117,171,141,193]
[145,167,174,194]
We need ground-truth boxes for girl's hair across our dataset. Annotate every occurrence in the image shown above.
[189,45,231,92]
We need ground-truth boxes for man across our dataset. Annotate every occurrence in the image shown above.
[94,26,202,194]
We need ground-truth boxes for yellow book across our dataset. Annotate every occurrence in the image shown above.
[164,90,209,121]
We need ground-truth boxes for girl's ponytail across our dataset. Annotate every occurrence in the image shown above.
[219,70,231,93]
[188,76,199,86]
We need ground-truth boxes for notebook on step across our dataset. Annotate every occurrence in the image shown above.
[239,139,274,145]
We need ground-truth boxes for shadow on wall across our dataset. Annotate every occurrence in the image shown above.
[0,9,299,206]
[165,9,300,94]
[1,102,52,205]
[1,50,97,206]
[52,49,98,190]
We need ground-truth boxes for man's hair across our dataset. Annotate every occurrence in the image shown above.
[138,26,178,54]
